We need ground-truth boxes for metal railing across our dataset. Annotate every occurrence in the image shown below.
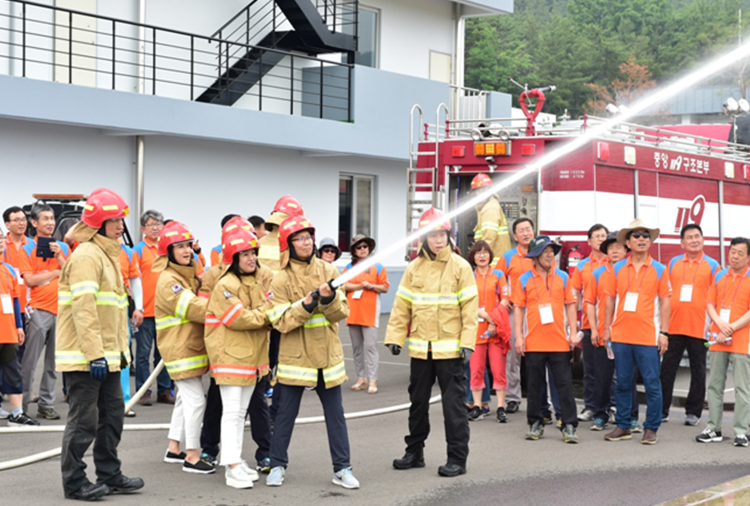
[0,0,352,120]
[449,85,488,123]
[314,0,359,35]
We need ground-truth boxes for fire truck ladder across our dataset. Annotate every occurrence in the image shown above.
[405,103,449,260]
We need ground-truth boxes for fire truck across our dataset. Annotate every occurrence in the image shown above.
[408,87,750,271]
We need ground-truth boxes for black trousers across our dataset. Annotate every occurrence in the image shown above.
[591,343,616,421]
[526,351,578,427]
[269,329,281,421]
[61,371,124,495]
[269,371,350,472]
[660,334,707,418]
[581,329,596,411]
[200,376,272,462]
[405,353,469,466]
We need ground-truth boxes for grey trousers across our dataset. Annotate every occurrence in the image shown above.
[505,315,523,403]
[349,325,379,382]
[707,351,750,437]
[21,309,57,409]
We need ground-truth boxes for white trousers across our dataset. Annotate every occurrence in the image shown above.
[219,384,255,466]
[167,376,206,450]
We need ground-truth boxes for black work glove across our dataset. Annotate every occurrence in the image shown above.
[90,357,108,381]
[319,292,335,305]
[302,299,319,313]
[388,344,402,356]
[460,347,473,366]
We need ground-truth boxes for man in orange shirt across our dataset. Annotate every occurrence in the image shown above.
[571,224,609,422]
[3,207,30,319]
[696,237,750,447]
[132,210,173,405]
[513,236,580,443]
[602,219,671,445]
[0,228,38,426]
[19,204,69,419]
[662,224,719,426]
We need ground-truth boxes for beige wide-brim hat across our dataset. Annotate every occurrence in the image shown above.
[617,218,660,244]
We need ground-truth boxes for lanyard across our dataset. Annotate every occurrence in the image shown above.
[530,271,553,306]
[626,260,650,293]
[682,255,703,286]
[721,269,747,308]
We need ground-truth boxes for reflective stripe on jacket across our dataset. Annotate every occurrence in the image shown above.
[155,262,208,380]
[266,255,349,388]
[385,246,479,360]
[473,197,511,263]
[55,234,129,372]
[205,264,273,386]
[258,229,281,275]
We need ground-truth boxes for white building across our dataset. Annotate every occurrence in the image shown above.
[0,0,512,310]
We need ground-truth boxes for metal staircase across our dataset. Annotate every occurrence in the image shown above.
[197,0,357,105]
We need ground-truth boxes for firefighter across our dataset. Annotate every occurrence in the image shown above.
[471,174,511,263]
[264,215,359,490]
[152,221,213,474]
[56,188,143,501]
[205,227,273,489]
[386,207,478,477]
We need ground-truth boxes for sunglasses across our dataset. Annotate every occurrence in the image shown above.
[630,232,650,239]
[355,243,369,250]
[320,248,337,254]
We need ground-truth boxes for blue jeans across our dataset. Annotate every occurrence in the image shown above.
[465,362,490,404]
[135,317,170,395]
[612,342,661,431]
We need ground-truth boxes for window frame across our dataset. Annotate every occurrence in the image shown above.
[339,173,377,259]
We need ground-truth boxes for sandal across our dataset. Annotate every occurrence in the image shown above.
[351,380,367,391]
[368,382,378,394]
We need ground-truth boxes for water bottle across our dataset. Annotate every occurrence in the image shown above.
[606,342,614,360]
[480,331,491,340]
[705,331,731,347]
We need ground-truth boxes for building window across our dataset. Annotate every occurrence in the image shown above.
[345,6,379,68]
[339,174,374,252]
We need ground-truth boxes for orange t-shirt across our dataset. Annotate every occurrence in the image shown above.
[343,262,389,327]
[210,245,222,267]
[133,238,159,317]
[119,244,141,289]
[668,253,719,339]
[0,262,20,343]
[474,268,509,343]
[707,266,750,355]
[19,239,69,315]
[511,266,576,352]
[495,247,533,293]
[3,235,30,312]
[584,264,616,339]
[610,256,672,346]
[572,254,608,330]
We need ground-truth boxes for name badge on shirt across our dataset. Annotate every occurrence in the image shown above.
[720,308,732,323]
[15,268,23,286]
[680,284,693,302]
[539,304,554,325]
[624,292,638,312]
[1,294,13,315]
[352,289,363,300]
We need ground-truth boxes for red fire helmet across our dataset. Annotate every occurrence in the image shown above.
[272,195,304,217]
[278,215,315,253]
[157,221,194,256]
[470,173,493,191]
[419,207,451,231]
[222,228,259,264]
[221,216,255,240]
[81,188,129,229]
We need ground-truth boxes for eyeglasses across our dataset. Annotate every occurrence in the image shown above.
[144,223,163,229]
[321,248,337,254]
[355,243,369,250]
[630,232,650,239]
[292,235,313,243]
[8,218,26,223]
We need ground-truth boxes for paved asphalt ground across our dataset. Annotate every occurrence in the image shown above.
[3,318,750,505]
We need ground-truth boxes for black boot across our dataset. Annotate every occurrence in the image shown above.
[64,482,110,501]
[99,475,144,495]
[438,462,466,477]
[393,450,425,470]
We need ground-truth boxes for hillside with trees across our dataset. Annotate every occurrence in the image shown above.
[465,0,750,116]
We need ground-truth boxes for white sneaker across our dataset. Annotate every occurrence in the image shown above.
[225,465,254,489]
[333,467,360,489]
[240,460,260,482]
[0,406,9,419]
[266,466,285,487]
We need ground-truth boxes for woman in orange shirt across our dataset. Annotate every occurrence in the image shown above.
[343,235,389,394]
[467,240,510,423]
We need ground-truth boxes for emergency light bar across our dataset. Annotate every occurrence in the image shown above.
[474,141,511,157]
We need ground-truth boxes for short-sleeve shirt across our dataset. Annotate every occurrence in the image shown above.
[707,266,750,355]
[133,238,159,317]
[210,245,222,267]
[668,253,719,338]
[511,266,576,352]
[3,235,30,312]
[572,254,608,330]
[610,256,672,346]
[474,268,509,343]
[119,244,141,289]
[585,264,617,338]
[19,239,69,315]
[0,262,19,343]
[343,262,389,328]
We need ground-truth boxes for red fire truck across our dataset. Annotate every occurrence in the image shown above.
[408,88,749,270]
